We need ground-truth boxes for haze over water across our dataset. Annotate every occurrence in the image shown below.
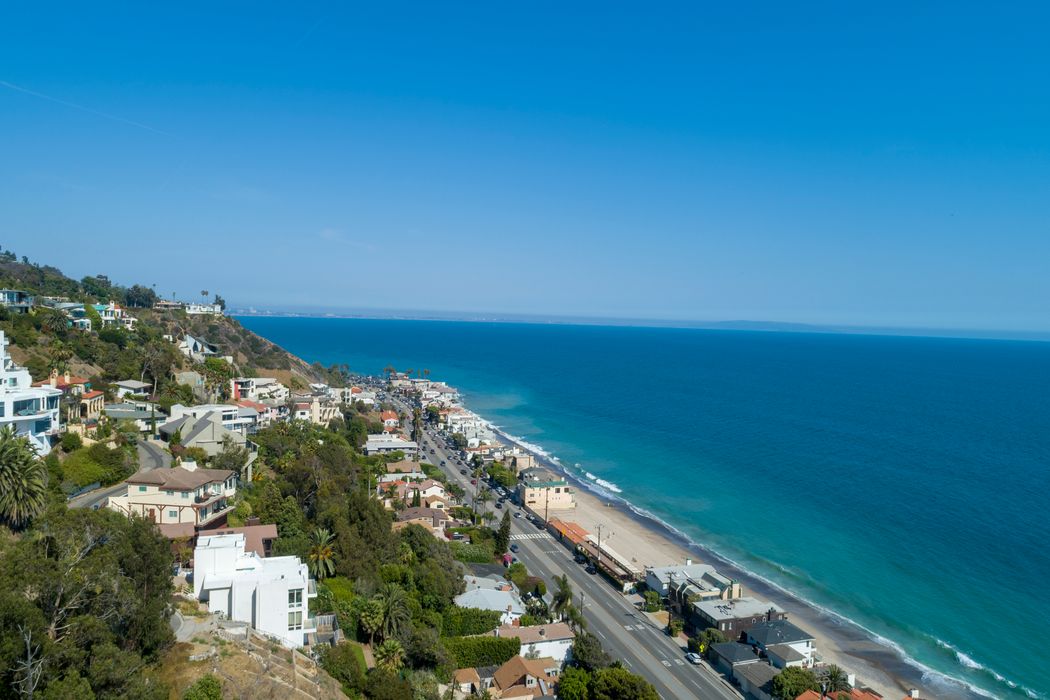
[241,316,1050,700]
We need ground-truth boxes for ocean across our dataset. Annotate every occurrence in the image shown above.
[239,316,1050,699]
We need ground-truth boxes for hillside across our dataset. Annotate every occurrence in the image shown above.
[0,253,325,390]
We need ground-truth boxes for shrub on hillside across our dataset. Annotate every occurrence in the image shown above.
[441,606,503,637]
[443,636,520,668]
[450,541,493,563]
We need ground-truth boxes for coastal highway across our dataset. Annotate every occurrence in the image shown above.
[395,399,741,700]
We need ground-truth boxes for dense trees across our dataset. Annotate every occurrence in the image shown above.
[772,666,820,699]
[0,505,174,697]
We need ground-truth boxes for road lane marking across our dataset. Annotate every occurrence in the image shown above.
[661,660,671,667]
[509,533,552,540]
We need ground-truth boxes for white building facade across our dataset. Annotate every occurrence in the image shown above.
[0,331,61,454]
[193,533,317,648]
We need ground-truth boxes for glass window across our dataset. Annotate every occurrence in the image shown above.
[168,510,177,519]
[181,491,189,499]
[288,589,303,608]
[165,490,174,496]
[138,485,147,492]
[288,611,303,631]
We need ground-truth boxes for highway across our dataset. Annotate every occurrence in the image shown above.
[395,397,742,700]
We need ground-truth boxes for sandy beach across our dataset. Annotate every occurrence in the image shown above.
[496,438,984,700]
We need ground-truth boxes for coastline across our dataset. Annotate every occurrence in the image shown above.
[479,422,989,700]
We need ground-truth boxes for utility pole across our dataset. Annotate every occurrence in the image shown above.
[544,484,550,525]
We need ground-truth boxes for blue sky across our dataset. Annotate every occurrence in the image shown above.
[2,3,1048,331]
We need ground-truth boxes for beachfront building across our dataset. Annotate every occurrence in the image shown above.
[709,642,762,676]
[454,587,524,625]
[192,532,317,648]
[734,661,778,700]
[645,561,742,613]
[691,597,787,641]
[0,331,61,454]
[744,619,816,669]
[517,468,575,513]
[493,623,574,665]
[107,460,236,527]
[365,433,418,457]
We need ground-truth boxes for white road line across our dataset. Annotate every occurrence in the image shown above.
[674,659,685,666]
[661,660,671,667]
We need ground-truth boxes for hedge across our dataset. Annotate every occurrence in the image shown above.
[451,541,494,564]
[441,607,503,637]
[443,636,521,668]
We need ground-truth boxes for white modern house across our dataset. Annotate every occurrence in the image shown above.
[185,302,224,316]
[92,302,137,330]
[230,377,288,403]
[493,623,574,665]
[114,379,152,399]
[0,289,34,313]
[168,403,257,435]
[645,561,741,601]
[0,331,61,454]
[193,532,317,648]
[108,460,236,527]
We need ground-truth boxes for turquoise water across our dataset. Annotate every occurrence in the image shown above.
[239,317,1050,699]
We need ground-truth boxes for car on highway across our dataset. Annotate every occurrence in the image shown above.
[460,468,467,475]
[513,511,522,518]
[685,652,703,665]
[470,479,477,485]
[510,543,519,553]
[495,502,502,509]
[585,564,597,575]
[440,460,446,466]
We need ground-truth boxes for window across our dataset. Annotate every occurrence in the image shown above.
[288,611,303,631]
[181,491,189,499]
[165,490,174,496]
[138,485,147,493]
[168,510,177,519]
[288,589,303,608]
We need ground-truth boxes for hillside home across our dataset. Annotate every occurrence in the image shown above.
[193,532,317,648]
[230,377,288,403]
[159,411,249,457]
[491,655,560,698]
[93,301,137,330]
[32,369,104,422]
[493,623,574,665]
[365,433,418,457]
[0,331,61,454]
[454,587,524,625]
[0,289,34,313]
[392,507,450,538]
[108,460,236,527]
[692,597,787,641]
[179,334,219,362]
[114,379,151,399]
[185,302,224,315]
[379,460,425,484]
[380,409,399,431]
[103,403,157,434]
[168,403,257,435]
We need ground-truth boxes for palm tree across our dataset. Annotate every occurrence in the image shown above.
[358,598,384,645]
[375,584,410,641]
[0,426,48,527]
[566,604,587,632]
[821,665,851,693]
[307,528,336,580]
[374,638,404,672]
[551,574,573,620]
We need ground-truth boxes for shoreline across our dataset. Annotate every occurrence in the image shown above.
[477,421,989,700]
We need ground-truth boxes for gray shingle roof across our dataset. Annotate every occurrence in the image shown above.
[746,619,814,646]
[711,642,760,665]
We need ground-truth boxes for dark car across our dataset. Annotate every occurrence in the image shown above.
[440,460,446,466]
[460,468,467,475]
[585,564,597,575]
[495,502,503,509]
[510,543,519,553]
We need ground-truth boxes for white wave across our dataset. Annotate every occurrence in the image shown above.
[448,394,1034,700]
[931,639,1041,699]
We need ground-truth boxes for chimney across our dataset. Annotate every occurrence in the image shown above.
[538,628,546,637]
[686,559,692,566]
[908,691,920,699]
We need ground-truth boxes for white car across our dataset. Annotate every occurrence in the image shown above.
[685,652,703,665]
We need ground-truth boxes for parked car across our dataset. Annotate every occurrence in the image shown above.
[686,652,703,665]
[585,564,597,575]
[460,468,467,475]
[470,479,477,485]
[495,502,503,509]
[440,460,446,466]
[513,511,522,518]
[510,543,519,553]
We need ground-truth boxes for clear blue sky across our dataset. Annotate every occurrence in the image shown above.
[2,3,1048,331]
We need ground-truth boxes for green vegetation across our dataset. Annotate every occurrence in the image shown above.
[183,674,223,700]
[442,635,520,667]
[0,505,175,698]
[56,442,133,488]
[642,589,661,612]
[772,666,820,700]
[440,607,503,637]
[0,426,49,527]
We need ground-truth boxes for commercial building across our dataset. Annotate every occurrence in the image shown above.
[517,468,575,513]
